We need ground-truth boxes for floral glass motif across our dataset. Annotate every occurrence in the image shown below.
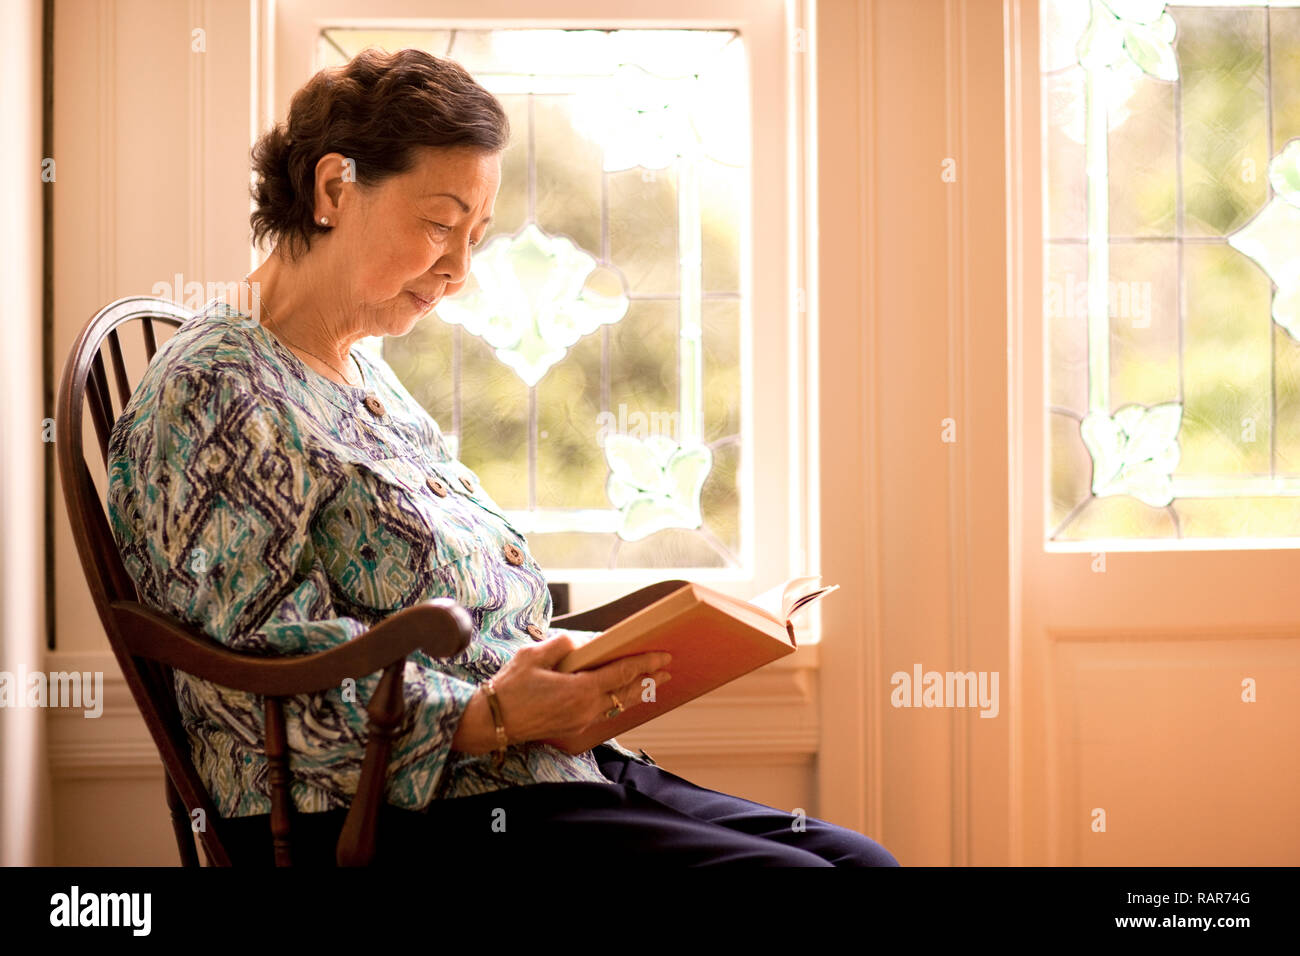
[1227,141,1300,341]
[317,28,747,567]
[434,223,629,387]
[1043,1,1300,543]
[604,434,713,542]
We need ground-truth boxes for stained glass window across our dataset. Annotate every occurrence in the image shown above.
[317,29,748,569]
[1042,0,1300,544]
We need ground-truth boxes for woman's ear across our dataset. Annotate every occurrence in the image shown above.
[312,152,351,224]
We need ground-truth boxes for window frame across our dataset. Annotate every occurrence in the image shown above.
[269,0,817,620]
[1039,0,1300,550]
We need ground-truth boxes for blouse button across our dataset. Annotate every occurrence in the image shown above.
[425,476,448,497]
[503,543,524,566]
[525,623,544,640]
[459,475,475,493]
[363,395,386,418]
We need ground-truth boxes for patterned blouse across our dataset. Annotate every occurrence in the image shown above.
[107,299,645,818]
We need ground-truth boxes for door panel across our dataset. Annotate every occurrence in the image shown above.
[817,0,1300,865]
[1013,0,1300,865]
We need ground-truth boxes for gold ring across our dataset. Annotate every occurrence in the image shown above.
[605,692,625,719]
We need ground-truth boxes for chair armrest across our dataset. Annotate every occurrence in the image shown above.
[549,579,689,632]
[110,598,474,867]
[110,598,473,696]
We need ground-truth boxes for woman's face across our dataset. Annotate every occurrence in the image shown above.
[321,144,500,338]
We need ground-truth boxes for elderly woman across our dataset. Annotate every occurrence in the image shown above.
[106,47,898,867]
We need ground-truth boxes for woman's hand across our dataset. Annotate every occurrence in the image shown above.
[450,634,672,756]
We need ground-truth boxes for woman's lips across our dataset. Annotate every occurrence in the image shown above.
[408,290,434,311]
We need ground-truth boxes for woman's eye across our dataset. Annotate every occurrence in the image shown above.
[425,217,481,250]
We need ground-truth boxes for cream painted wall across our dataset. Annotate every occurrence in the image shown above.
[45,0,264,866]
[815,0,1012,865]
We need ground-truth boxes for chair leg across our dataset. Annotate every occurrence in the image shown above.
[337,662,406,867]
[264,697,295,866]
[164,774,200,867]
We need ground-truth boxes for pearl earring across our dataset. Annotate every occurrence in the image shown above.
[320,216,329,225]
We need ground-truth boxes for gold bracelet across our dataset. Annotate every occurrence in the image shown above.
[482,678,509,769]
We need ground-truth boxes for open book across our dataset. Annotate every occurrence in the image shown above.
[547,576,839,753]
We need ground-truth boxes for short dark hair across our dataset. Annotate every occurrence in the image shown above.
[249,47,511,259]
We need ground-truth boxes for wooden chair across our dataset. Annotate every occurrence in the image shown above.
[56,295,683,866]
[55,297,686,868]
[56,295,479,867]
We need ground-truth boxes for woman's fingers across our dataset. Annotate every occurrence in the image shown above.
[591,652,671,692]
[578,653,672,724]
[526,633,580,668]
[608,670,672,712]
[502,648,672,742]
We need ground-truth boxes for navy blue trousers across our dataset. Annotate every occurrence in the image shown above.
[219,744,900,867]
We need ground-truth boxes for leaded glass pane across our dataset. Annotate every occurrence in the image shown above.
[702,439,742,559]
[702,299,742,443]
[1174,495,1300,535]
[534,95,603,255]
[608,166,680,294]
[316,28,748,567]
[613,526,726,569]
[490,95,530,239]
[460,329,529,509]
[1274,10,1300,144]
[536,332,606,510]
[1043,68,1090,239]
[1274,324,1300,470]
[385,311,455,440]
[1108,242,1179,410]
[701,159,743,293]
[1178,6,1270,238]
[1180,243,1273,476]
[1046,242,1090,410]
[1042,1,1300,544]
[1107,74,1177,237]
[608,299,680,446]
[1050,411,1094,533]
[1060,493,1180,540]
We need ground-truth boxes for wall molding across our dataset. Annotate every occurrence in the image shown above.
[96,0,116,312]
[43,651,158,780]
[44,645,820,779]
[943,0,974,869]
[188,0,207,283]
[1047,625,1300,644]
[816,0,1012,865]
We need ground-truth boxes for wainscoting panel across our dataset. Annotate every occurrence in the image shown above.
[1047,630,1300,866]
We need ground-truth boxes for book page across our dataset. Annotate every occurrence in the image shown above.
[749,576,839,621]
[549,627,604,648]
[748,577,801,618]
[785,584,840,619]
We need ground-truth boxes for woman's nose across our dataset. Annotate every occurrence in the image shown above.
[439,241,473,286]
